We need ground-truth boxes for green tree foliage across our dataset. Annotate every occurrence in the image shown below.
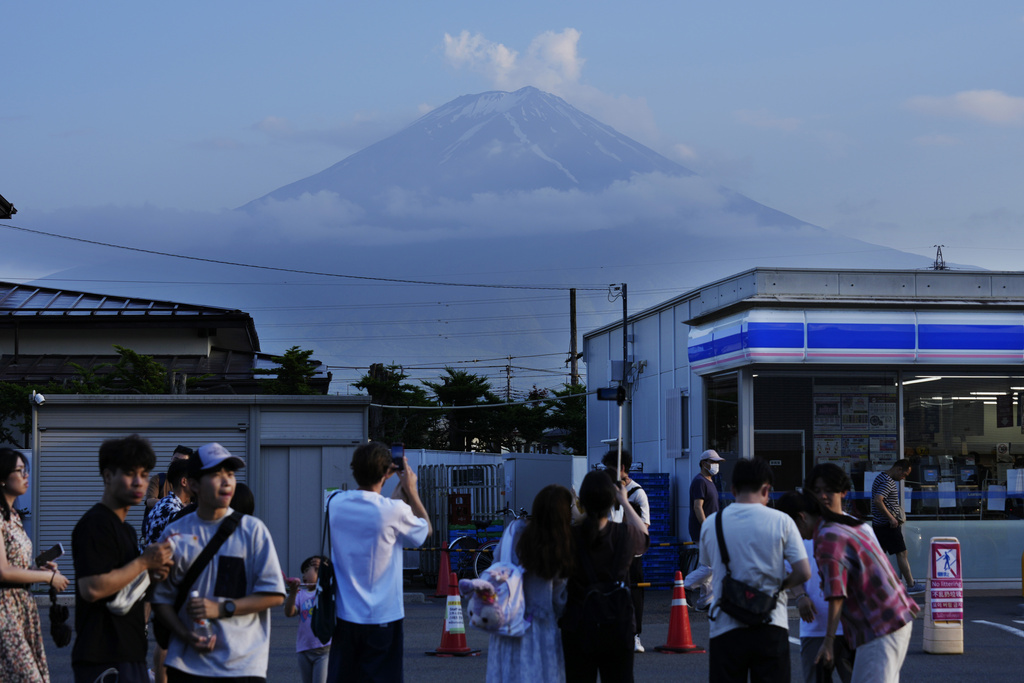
[489,385,550,453]
[110,345,170,393]
[256,346,320,395]
[546,382,587,454]
[354,364,434,447]
[422,368,501,451]
[0,383,32,447]
[355,366,588,455]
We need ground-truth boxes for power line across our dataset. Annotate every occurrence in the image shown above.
[0,222,608,291]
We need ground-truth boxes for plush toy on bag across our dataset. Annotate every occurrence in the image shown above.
[458,525,530,637]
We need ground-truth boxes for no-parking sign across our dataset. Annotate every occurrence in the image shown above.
[930,539,963,622]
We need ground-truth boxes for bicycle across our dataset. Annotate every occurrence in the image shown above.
[446,505,528,578]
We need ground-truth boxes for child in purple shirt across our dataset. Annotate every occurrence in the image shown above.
[285,555,331,683]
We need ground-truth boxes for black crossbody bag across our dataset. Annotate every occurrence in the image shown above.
[310,491,340,644]
[153,510,243,649]
[709,510,780,627]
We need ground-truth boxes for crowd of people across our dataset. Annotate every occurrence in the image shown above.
[0,436,923,683]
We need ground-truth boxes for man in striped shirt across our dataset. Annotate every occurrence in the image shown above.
[870,460,925,595]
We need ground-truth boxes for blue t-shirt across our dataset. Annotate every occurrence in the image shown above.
[688,475,719,541]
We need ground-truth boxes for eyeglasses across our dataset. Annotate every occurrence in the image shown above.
[809,487,840,495]
[12,467,28,477]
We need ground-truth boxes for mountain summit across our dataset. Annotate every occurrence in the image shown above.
[246,87,692,208]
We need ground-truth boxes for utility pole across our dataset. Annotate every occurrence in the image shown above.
[569,288,581,385]
[505,355,512,402]
[932,245,948,271]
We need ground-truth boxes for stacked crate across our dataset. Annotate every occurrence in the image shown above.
[630,471,675,589]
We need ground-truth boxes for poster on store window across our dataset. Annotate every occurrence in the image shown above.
[814,395,842,430]
[842,396,870,431]
[869,396,897,430]
[814,436,842,459]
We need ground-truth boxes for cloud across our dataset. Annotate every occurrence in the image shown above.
[734,109,801,132]
[670,143,698,162]
[442,29,660,145]
[905,90,1024,125]
[443,29,583,93]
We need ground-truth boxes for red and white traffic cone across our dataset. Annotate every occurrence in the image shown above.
[655,571,705,654]
[426,572,480,657]
[434,549,451,598]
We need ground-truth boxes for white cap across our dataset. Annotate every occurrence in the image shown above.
[700,449,725,463]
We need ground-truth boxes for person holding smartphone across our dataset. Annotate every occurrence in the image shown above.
[0,447,70,681]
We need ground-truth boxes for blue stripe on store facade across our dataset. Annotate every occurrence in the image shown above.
[918,324,1024,351]
[807,323,916,349]
[689,321,1024,362]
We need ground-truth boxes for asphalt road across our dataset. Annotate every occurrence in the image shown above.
[40,591,1024,682]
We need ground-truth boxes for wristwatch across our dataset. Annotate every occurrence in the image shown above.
[223,599,236,618]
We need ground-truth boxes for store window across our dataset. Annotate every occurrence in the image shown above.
[706,373,738,485]
[903,373,1024,521]
[753,371,897,504]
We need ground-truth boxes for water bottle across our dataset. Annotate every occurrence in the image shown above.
[190,590,214,640]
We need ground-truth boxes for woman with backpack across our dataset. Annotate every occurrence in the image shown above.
[560,470,648,683]
[486,484,575,683]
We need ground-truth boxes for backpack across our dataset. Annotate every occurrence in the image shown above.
[625,482,644,519]
[459,519,530,637]
[559,523,635,654]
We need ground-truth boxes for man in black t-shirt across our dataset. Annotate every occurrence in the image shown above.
[72,434,174,683]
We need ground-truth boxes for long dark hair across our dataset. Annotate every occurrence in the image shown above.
[516,485,574,579]
[776,489,865,528]
[0,448,26,522]
[578,469,617,548]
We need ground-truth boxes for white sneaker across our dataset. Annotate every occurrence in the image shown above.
[634,634,645,653]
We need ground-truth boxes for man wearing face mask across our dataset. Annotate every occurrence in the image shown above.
[684,449,725,611]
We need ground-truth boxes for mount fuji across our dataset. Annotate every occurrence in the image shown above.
[34,87,941,394]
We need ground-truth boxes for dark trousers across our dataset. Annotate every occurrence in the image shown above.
[326,618,404,683]
[167,670,264,683]
[629,557,644,636]
[562,629,635,683]
[73,662,149,683]
[709,624,791,683]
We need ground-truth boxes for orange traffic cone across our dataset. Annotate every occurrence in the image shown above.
[434,550,452,598]
[655,571,706,654]
[426,572,481,657]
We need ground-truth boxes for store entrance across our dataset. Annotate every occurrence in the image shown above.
[754,429,806,493]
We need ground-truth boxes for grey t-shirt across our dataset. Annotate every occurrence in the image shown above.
[153,509,286,678]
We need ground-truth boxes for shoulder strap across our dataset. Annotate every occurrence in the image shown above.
[714,509,732,575]
[320,491,341,559]
[172,510,244,613]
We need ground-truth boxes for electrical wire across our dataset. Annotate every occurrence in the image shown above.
[0,223,609,291]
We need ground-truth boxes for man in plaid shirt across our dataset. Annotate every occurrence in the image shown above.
[779,491,919,683]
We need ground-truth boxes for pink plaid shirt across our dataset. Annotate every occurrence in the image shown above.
[814,519,919,647]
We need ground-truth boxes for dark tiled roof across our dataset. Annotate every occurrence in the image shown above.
[0,282,238,316]
[0,281,260,351]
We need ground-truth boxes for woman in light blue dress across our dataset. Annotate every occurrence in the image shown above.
[486,485,574,683]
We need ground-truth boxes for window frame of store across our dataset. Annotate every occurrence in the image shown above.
[900,367,1024,522]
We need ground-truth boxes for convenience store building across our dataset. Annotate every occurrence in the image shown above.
[584,268,1024,588]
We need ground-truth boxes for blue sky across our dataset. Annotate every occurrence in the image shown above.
[4,2,1023,270]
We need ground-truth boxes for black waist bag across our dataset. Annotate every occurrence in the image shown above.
[709,511,779,627]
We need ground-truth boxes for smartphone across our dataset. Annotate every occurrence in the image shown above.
[35,542,64,567]
[391,442,405,470]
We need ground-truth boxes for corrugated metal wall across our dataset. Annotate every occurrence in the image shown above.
[33,396,368,589]
[37,420,248,587]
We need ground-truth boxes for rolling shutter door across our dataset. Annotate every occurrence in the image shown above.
[37,430,248,587]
